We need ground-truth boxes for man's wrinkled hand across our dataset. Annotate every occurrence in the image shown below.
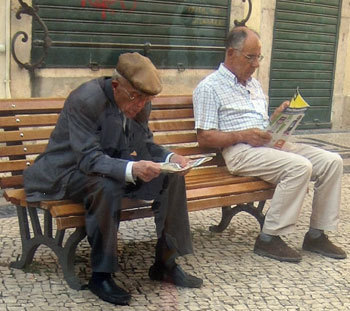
[244,128,272,147]
[170,153,190,175]
[132,160,161,182]
[270,100,290,122]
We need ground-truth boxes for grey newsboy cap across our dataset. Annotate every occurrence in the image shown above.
[116,52,162,95]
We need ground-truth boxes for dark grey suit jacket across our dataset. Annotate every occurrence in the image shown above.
[24,77,171,202]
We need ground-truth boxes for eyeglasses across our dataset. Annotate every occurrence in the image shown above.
[119,85,154,103]
[235,49,264,63]
[119,85,137,101]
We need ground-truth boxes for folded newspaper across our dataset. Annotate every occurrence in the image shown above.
[160,156,213,173]
[266,88,309,149]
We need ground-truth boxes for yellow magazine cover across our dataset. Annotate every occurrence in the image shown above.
[289,88,310,109]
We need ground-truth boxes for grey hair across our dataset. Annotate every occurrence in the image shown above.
[225,27,260,51]
[112,69,123,81]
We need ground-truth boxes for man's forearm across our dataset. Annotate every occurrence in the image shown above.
[197,128,271,148]
[197,129,245,149]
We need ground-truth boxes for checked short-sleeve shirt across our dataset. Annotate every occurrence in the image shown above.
[193,63,270,132]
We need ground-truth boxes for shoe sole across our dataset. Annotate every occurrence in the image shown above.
[88,285,131,306]
[302,246,347,259]
[254,248,301,263]
[149,265,203,288]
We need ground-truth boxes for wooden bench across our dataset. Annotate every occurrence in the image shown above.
[0,95,275,290]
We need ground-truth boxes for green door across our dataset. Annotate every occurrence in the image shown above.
[269,0,342,129]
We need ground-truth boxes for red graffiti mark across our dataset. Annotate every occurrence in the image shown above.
[81,0,117,19]
[81,0,137,19]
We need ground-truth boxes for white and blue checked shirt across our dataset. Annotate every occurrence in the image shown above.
[193,63,270,132]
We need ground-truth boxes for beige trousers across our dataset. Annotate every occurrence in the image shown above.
[222,142,343,236]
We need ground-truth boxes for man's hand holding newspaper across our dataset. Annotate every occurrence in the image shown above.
[266,88,309,149]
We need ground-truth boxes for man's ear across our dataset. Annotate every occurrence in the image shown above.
[111,80,119,89]
[226,47,236,58]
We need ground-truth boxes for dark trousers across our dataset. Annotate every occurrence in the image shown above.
[64,171,193,273]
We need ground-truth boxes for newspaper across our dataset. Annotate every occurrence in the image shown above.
[160,156,213,173]
[266,88,309,149]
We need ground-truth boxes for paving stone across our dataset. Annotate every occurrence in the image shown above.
[1,132,350,310]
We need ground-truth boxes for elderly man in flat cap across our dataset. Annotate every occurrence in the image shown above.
[24,52,202,306]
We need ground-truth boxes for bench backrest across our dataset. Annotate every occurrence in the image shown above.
[0,95,223,190]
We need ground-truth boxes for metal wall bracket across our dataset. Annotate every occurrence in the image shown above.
[11,0,52,72]
[234,0,252,26]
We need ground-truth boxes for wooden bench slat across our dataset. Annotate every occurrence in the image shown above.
[56,216,85,230]
[186,177,255,189]
[150,109,193,120]
[187,189,275,211]
[0,98,64,113]
[50,204,85,217]
[185,166,229,176]
[152,95,192,108]
[120,207,154,221]
[187,174,251,184]
[186,170,255,183]
[149,120,195,132]
[0,143,47,157]
[0,128,53,143]
[0,160,33,173]
[3,188,27,206]
[187,180,274,200]
[49,198,153,218]
[0,114,59,128]
[153,132,197,145]
[0,175,24,188]
[169,146,216,156]
[56,207,156,230]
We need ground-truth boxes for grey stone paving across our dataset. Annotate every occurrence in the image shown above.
[1,132,350,311]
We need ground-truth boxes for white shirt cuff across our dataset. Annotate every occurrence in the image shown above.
[125,161,136,184]
[165,153,174,163]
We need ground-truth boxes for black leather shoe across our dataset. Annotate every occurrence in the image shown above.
[88,276,131,305]
[149,263,203,288]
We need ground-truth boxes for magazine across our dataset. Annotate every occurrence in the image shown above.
[160,156,213,173]
[266,88,309,149]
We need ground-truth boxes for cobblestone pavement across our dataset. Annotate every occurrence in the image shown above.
[1,132,350,311]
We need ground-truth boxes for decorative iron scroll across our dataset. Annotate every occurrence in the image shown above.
[234,0,252,26]
[11,0,52,71]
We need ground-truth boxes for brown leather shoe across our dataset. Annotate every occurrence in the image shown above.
[302,232,347,259]
[254,235,302,262]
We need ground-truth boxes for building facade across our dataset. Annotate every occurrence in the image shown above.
[1,0,350,129]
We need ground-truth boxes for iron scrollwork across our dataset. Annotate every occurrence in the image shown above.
[234,0,252,27]
[11,0,51,71]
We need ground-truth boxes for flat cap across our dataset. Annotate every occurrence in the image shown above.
[116,52,162,95]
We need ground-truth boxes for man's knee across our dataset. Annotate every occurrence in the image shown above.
[329,152,343,172]
[86,176,124,209]
[292,157,312,180]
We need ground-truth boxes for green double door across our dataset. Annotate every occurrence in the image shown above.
[269,0,342,129]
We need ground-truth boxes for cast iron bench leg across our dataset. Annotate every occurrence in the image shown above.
[10,205,87,290]
[58,227,87,290]
[209,201,266,233]
[10,205,40,269]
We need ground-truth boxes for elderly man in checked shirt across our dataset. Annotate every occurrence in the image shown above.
[193,26,346,263]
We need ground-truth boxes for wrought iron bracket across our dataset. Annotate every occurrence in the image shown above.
[11,0,52,72]
[234,0,252,26]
